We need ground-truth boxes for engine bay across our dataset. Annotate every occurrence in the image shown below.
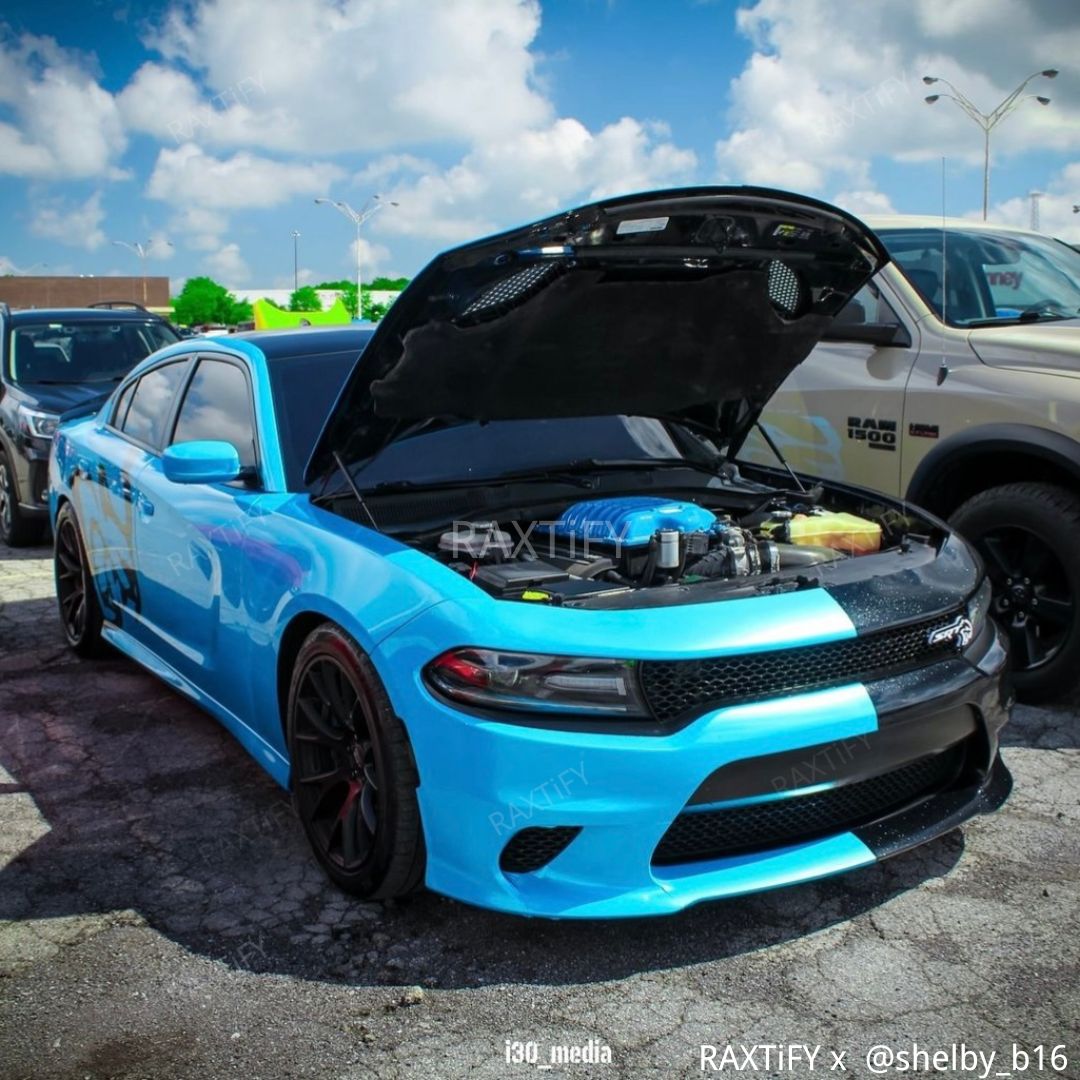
[425,490,910,607]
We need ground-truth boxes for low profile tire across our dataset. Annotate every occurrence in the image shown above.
[950,482,1080,702]
[53,503,105,657]
[0,450,44,547]
[287,624,425,899]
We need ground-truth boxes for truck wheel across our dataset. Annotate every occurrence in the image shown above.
[950,482,1080,702]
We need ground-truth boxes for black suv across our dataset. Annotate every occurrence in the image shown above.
[0,302,179,545]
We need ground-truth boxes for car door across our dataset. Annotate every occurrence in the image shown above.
[131,354,262,718]
[75,357,192,631]
[744,277,920,496]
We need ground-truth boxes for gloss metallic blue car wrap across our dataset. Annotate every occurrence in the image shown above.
[48,187,1010,918]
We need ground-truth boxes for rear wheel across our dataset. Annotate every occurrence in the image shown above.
[287,624,425,898]
[54,503,105,657]
[0,450,44,547]
[950,482,1080,702]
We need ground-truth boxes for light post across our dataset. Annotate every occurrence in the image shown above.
[291,229,301,293]
[923,70,1057,220]
[112,237,173,305]
[313,194,397,320]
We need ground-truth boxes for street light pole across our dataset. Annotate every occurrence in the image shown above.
[291,229,301,292]
[112,237,173,305]
[923,70,1057,220]
[313,195,398,320]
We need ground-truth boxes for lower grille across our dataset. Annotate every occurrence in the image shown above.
[641,609,967,722]
[652,745,964,866]
[500,826,582,874]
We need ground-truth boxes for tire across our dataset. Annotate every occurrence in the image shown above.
[0,449,45,547]
[53,502,105,657]
[286,624,425,899]
[950,482,1080,702]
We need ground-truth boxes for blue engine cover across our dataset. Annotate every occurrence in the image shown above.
[552,496,718,547]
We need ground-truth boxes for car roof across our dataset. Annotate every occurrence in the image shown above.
[863,214,1038,235]
[7,307,169,323]
[222,325,375,363]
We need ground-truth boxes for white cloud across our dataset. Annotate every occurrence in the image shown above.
[981,160,1080,243]
[129,0,551,154]
[29,192,108,250]
[0,33,127,179]
[146,143,344,210]
[349,235,391,281]
[714,0,1080,195]
[833,189,898,217]
[375,116,697,244]
[204,242,250,283]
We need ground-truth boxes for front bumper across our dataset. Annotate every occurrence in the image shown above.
[379,620,1011,918]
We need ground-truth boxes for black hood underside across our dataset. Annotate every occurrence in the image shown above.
[307,186,887,489]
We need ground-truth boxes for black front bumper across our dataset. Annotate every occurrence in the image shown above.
[653,625,1012,867]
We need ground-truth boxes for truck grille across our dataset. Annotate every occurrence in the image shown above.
[653,744,964,866]
[640,609,966,723]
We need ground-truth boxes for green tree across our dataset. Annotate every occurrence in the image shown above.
[289,286,322,312]
[314,279,357,317]
[172,276,251,326]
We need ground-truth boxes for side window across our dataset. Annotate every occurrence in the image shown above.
[121,361,188,448]
[835,282,902,328]
[112,380,136,429]
[171,358,257,470]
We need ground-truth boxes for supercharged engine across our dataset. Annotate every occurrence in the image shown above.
[434,495,886,605]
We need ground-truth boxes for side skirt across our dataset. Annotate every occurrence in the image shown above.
[101,622,291,790]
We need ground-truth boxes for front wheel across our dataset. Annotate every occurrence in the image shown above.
[950,482,1080,702]
[287,624,425,899]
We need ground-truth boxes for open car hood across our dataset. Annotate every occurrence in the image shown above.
[305,186,887,489]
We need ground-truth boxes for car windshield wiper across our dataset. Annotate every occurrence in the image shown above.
[362,457,723,495]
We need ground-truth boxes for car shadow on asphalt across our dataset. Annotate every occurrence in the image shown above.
[0,590,1049,992]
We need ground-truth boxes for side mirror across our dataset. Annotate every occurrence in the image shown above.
[162,440,242,484]
[822,321,912,347]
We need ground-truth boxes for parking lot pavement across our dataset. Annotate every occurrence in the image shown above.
[1,539,1078,1080]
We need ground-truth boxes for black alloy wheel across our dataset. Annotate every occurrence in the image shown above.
[287,625,425,898]
[951,482,1080,702]
[53,503,104,656]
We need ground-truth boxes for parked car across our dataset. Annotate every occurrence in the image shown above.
[748,216,1080,701]
[0,303,179,545]
[49,188,1010,918]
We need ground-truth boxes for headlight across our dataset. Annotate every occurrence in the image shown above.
[17,405,60,439]
[425,648,650,717]
[967,576,993,632]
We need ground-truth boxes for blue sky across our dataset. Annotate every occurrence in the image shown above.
[1,0,1078,292]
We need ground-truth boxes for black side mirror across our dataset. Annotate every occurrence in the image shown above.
[822,321,911,347]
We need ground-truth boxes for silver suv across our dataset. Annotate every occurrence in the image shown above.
[747,216,1080,701]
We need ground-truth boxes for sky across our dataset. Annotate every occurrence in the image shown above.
[1,0,1078,294]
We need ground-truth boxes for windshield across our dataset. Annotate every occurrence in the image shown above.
[7,319,179,386]
[879,227,1080,327]
[349,415,711,492]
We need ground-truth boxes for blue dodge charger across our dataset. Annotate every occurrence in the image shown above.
[49,187,1011,918]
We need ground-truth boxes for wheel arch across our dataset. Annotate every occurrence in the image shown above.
[905,423,1080,518]
[275,610,331,743]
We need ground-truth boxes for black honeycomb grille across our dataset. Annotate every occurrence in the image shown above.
[640,610,966,723]
[653,745,964,866]
[458,260,566,323]
[500,826,582,874]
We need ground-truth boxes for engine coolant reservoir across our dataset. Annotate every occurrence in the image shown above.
[785,512,882,555]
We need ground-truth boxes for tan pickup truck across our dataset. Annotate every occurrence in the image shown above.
[745,215,1080,701]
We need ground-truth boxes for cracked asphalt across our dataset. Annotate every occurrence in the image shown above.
[1,537,1078,1079]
